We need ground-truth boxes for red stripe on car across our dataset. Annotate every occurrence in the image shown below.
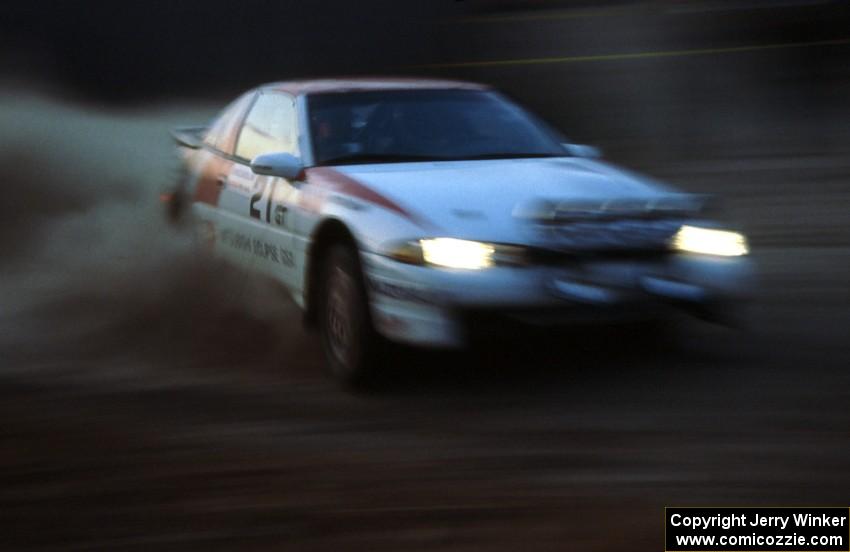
[194,157,229,206]
[194,183,221,206]
[305,167,429,227]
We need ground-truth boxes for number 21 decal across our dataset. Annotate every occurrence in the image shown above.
[250,179,286,225]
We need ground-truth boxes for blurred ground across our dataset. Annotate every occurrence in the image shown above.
[1,2,850,550]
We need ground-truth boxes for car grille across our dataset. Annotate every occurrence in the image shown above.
[540,218,681,251]
[526,247,668,266]
[520,218,681,265]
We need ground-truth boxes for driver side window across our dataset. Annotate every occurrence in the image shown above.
[235,92,299,162]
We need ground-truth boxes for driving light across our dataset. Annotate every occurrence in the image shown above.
[420,238,495,269]
[672,225,749,257]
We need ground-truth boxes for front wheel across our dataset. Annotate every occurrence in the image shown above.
[318,244,381,386]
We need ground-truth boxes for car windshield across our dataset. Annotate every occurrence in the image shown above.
[307,89,566,165]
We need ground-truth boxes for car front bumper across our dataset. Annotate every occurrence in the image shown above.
[362,251,755,348]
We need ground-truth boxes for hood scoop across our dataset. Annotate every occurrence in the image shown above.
[513,194,711,224]
[513,194,713,252]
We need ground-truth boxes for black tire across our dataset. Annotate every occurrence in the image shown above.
[317,244,381,386]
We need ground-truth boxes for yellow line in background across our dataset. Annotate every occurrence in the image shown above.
[450,6,630,24]
[420,38,850,69]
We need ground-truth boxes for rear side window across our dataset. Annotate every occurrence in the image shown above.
[203,92,254,154]
[235,92,299,162]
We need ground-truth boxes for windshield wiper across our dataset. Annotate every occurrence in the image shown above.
[320,153,448,166]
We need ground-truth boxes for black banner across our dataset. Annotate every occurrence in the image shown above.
[666,508,849,552]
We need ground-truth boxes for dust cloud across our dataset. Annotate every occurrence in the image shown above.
[0,90,306,383]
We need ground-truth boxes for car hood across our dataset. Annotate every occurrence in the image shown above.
[335,157,683,243]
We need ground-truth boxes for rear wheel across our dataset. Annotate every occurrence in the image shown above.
[318,244,381,386]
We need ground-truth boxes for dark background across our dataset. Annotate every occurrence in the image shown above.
[1,0,451,100]
[3,0,849,162]
[1,1,850,550]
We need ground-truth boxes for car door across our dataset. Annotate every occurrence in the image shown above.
[221,91,301,288]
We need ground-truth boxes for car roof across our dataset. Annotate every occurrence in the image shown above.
[262,77,490,96]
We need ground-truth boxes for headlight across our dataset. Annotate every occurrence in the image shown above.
[671,225,749,257]
[421,238,495,269]
[384,238,528,269]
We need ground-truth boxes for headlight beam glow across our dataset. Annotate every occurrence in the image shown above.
[420,238,495,269]
[672,225,749,257]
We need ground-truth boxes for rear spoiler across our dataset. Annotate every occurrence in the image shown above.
[170,126,207,149]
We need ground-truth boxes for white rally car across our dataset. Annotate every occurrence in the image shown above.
[167,78,754,384]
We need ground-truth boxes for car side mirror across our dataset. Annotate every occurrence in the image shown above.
[562,143,602,159]
[251,152,303,179]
